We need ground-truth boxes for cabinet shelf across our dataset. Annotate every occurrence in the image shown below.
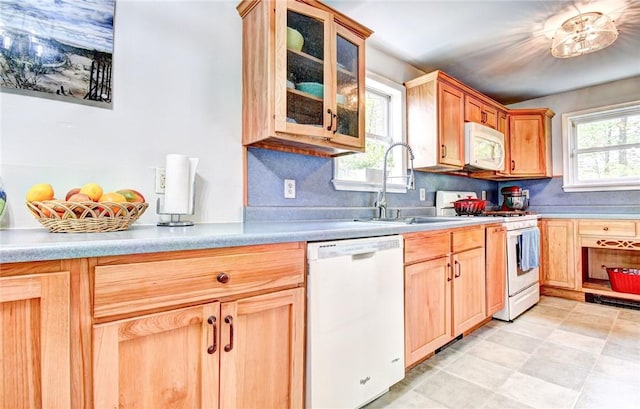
[582,279,640,302]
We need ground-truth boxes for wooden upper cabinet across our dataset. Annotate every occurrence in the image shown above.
[503,108,554,177]
[464,94,498,129]
[237,0,372,157]
[406,71,465,171]
[1,269,71,409]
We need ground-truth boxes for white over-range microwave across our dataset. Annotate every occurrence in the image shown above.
[464,122,505,171]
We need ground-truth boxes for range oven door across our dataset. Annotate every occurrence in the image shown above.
[506,228,540,296]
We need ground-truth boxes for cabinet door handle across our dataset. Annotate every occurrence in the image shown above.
[327,109,334,131]
[207,316,217,354]
[511,160,515,171]
[481,112,486,123]
[454,260,461,278]
[441,144,447,158]
[332,112,338,134]
[447,262,452,281]
[224,315,234,352]
[216,272,229,284]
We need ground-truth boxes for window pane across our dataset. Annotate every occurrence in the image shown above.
[336,138,389,182]
[365,90,389,139]
[576,115,640,149]
[576,147,640,181]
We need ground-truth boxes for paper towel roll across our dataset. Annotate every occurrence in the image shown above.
[188,157,199,214]
[164,154,191,214]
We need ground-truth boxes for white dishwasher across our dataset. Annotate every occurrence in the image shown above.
[306,235,405,409]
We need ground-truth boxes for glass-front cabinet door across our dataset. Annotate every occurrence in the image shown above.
[331,25,365,148]
[276,1,332,139]
[274,1,364,149]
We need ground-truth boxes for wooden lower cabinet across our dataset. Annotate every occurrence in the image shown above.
[404,256,451,365]
[540,219,577,290]
[0,270,71,409]
[485,226,506,315]
[93,287,304,409]
[452,247,486,335]
[404,227,486,368]
[93,303,219,408]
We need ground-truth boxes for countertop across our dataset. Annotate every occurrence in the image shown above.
[1,217,493,263]
[1,213,637,263]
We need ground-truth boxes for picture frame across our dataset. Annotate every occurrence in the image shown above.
[0,0,116,108]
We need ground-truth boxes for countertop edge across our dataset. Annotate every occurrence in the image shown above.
[2,213,638,263]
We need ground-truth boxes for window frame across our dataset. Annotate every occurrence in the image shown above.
[332,72,407,193]
[562,99,640,192]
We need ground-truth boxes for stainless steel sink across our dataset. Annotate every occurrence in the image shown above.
[357,217,458,225]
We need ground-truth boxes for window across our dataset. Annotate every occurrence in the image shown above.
[332,73,406,192]
[562,100,640,192]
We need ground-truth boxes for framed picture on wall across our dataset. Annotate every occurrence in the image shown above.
[0,0,115,108]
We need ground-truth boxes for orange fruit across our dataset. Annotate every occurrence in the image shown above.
[26,183,55,202]
[79,183,103,202]
[99,192,127,203]
[98,192,127,216]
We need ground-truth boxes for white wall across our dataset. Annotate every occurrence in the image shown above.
[1,0,244,228]
[508,76,640,176]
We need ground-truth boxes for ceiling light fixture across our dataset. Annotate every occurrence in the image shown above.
[551,11,618,58]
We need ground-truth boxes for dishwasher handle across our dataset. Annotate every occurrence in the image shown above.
[352,251,376,260]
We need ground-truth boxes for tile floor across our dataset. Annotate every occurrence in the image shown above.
[364,296,640,409]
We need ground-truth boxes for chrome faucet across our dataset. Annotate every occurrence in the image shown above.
[376,142,416,219]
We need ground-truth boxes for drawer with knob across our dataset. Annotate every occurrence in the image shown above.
[578,220,636,238]
[92,243,305,319]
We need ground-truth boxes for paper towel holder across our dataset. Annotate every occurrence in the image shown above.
[156,186,196,227]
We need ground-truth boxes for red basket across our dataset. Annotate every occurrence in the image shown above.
[606,267,640,295]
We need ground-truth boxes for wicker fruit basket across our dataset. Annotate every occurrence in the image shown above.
[605,267,640,295]
[26,200,148,233]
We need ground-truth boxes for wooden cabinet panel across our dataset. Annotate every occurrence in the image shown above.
[219,288,304,409]
[438,82,465,168]
[504,108,554,178]
[452,227,484,252]
[93,245,305,319]
[93,303,219,409]
[486,226,506,315]
[404,231,450,264]
[578,220,636,237]
[0,271,70,409]
[452,247,486,335]
[404,257,452,367]
[94,288,304,409]
[405,71,465,171]
[464,94,498,129]
[541,219,577,290]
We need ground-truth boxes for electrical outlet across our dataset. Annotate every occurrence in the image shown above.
[481,190,487,200]
[155,167,166,194]
[523,189,530,198]
[284,179,296,199]
[419,188,426,201]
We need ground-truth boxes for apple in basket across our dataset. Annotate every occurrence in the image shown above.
[67,193,93,216]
